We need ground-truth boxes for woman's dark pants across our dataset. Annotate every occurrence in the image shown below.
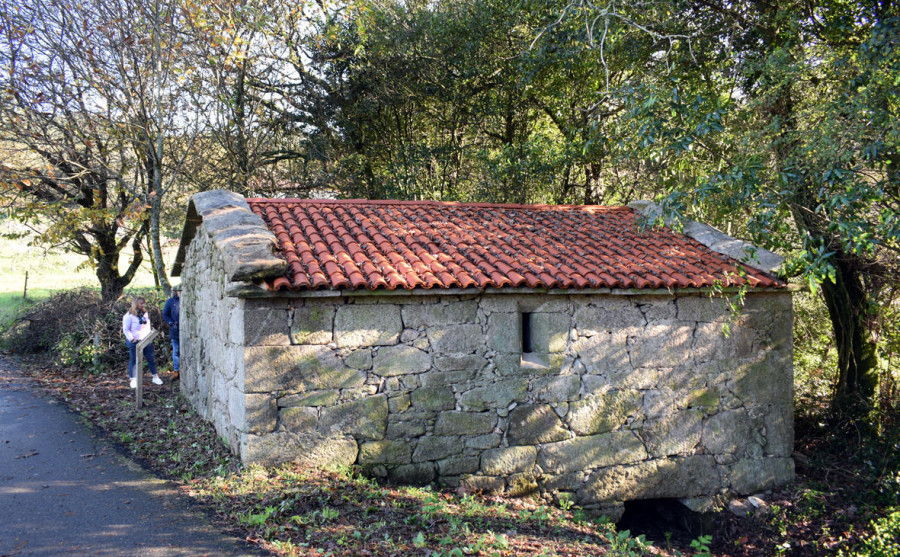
[126,340,158,378]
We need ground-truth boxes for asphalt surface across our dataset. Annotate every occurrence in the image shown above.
[0,358,264,556]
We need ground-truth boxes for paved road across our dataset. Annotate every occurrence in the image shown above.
[0,358,265,556]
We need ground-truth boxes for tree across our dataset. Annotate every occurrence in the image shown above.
[0,0,148,301]
[0,0,210,299]
[702,1,897,407]
[606,0,900,408]
[258,0,698,205]
[105,0,211,296]
[183,0,304,195]
[245,0,653,203]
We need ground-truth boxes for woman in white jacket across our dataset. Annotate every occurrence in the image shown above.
[122,296,163,389]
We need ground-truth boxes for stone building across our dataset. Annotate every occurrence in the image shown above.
[172,190,795,517]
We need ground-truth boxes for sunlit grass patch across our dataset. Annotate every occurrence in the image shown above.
[0,290,48,329]
[0,218,176,302]
[185,463,623,556]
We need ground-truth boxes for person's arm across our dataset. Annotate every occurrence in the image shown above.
[162,299,173,325]
[123,314,135,342]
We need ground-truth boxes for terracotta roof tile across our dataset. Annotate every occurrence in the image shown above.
[245,199,785,292]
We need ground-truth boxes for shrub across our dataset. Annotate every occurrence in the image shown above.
[841,509,900,557]
[1,287,173,372]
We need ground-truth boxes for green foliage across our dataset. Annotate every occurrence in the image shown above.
[320,506,340,521]
[631,3,900,407]
[842,509,900,557]
[182,461,636,555]
[796,489,828,521]
[607,528,653,556]
[55,333,103,374]
[874,298,900,415]
[241,505,276,528]
[794,290,840,402]
[0,292,43,339]
[116,431,134,443]
[218,0,896,408]
[412,531,426,548]
[689,534,713,557]
[229,0,676,206]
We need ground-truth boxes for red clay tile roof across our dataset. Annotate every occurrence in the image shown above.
[245,199,784,292]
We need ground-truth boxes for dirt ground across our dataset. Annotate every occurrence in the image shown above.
[11,355,897,556]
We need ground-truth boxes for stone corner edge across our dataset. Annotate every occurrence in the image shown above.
[171,190,287,283]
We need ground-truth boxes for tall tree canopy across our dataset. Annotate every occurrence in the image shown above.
[235,0,899,409]
[641,1,900,407]
[0,0,150,301]
[0,0,207,299]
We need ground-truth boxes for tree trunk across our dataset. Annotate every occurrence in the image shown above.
[150,238,161,289]
[97,270,128,303]
[232,60,251,193]
[94,231,136,302]
[820,255,879,408]
[149,184,171,297]
[147,0,170,297]
[583,162,603,205]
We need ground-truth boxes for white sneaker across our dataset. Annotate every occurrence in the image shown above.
[130,377,137,389]
[151,375,163,385]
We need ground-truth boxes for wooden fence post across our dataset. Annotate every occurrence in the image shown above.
[134,329,159,410]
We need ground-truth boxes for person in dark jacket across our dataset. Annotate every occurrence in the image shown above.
[162,285,181,379]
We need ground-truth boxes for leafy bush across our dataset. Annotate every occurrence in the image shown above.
[793,286,900,417]
[793,290,838,404]
[875,299,900,417]
[864,510,900,557]
[55,332,104,373]
[1,287,173,372]
[841,509,900,557]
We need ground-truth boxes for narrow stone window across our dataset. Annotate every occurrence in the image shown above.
[521,312,533,353]
[520,312,547,369]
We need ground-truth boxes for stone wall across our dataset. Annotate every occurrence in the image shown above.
[180,222,248,450]
[197,290,794,517]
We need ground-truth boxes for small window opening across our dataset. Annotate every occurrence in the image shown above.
[521,312,533,353]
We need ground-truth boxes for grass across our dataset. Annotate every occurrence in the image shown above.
[0,218,176,321]
[1,219,113,293]
[174,461,634,556]
[0,291,48,329]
